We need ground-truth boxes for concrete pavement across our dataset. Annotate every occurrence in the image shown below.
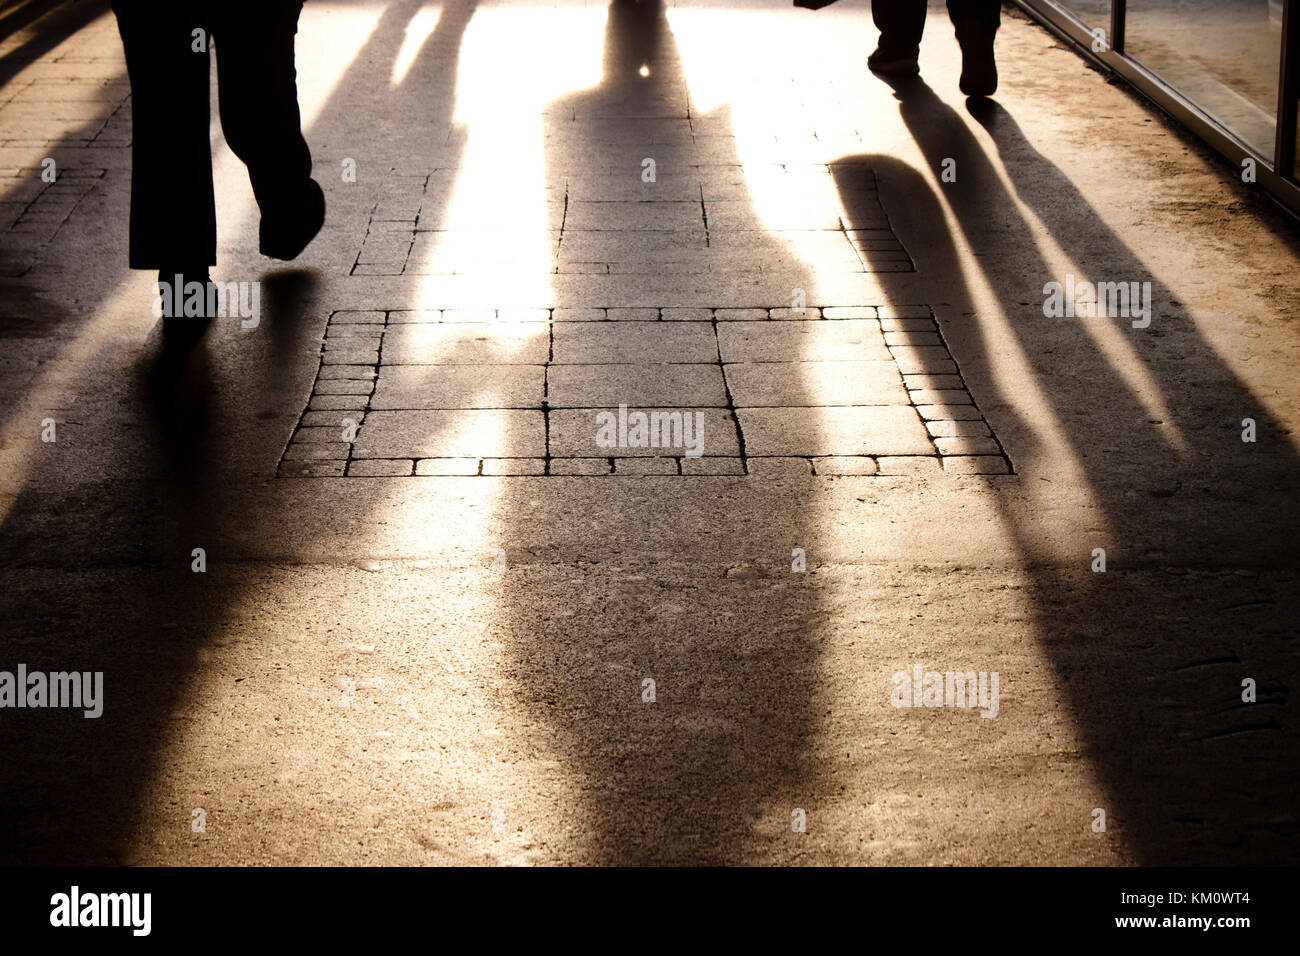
[0,0,1297,865]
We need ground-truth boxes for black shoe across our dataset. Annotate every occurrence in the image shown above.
[868,45,920,77]
[955,18,997,97]
[259,179,326,261]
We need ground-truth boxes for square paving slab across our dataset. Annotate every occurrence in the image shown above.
[279,306,1010,477]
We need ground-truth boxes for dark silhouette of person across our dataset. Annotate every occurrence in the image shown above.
[111,1,325,344]
[867,0,1000,96]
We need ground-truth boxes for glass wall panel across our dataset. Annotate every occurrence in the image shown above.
[1054,0,1113,30]
[1125,0,1281,157]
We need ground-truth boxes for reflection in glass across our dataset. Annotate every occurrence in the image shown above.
[1126,0,1281,156]
[1055,0,1113,32]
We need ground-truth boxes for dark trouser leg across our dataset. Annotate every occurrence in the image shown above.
[947,0,1001,31]
[209,3,316,223]
[948,0,1000,95]
[111,2,216,270]
[872,0,928,59]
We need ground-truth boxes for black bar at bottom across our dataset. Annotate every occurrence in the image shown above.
[0,867,1284,942]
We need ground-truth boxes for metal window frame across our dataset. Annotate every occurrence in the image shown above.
[1013,0,1300,219]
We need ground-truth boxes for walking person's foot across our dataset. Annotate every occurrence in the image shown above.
[157,268,215,355]
[259,179,326,261]
[954,18,998,97]
[868,44,920,78]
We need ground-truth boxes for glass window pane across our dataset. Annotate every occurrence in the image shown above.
[1055,0,1113,32]
[1125,0,1281,157]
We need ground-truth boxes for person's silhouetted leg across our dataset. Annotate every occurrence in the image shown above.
[869,0,926,76]
[111,3,217,272]
[111,0,324,358]
[869,0,999,95]
[211,1,325,261]
[949,0,999,97]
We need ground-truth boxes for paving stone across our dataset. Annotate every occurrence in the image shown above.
[548,363,728,407]
[386,310,443,323]
[290,426,353,444]
[888,345,957,375]
[481,458,546,476]
[707,201,841,231]
[907,388,971,405]
[916,404,984,421]
[549,458,613,475]
[278,459,347,477]
[553,308,606,322]
[441,308,507,323]
[934,436,1002,456]
[711,231,862,268]
[560,262,613,274]
[331,310,386,324]
[347,459,414,477]
[414,458,480,476]
[314,379,376,396]
[821,307,878,319]
[284,442,350,461]
[370,364,544,409]
[357,235,413,264]
[942,456,1011,475]
[559,231,705,260]
[739,406,932,456]
[661,307,713,321]
[308,394,371,411]
[769,307,822,320]
[715,308,769,321]
[355,410,545,459]
[321,348,379,365]
[317,369,379,382]
[884,331,942,347]
[813,456,879,475]
[614,457,679,475]
[381,323,549,364]
[746,456,813,475]
[880,317,937,332]
[564,201,703,231]
[926,419,991,438]
[300,411,365,428]
[551,322,715,363]
[875,455,943,475]
[718,320,890,363]
[326,325,384,340]
[726,360,908,407]
[681,456,745,475]
[903,373,965,391]
[497,308,551,322]
[877,305,932,319]
[550,407,737,457]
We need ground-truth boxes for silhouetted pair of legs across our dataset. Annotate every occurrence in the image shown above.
[869,0,1001,96]
[111,0,324,343]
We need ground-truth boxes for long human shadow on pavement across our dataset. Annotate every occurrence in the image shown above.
[833,76,1300,863]
[0,0,476,863]
[485,0,826,864]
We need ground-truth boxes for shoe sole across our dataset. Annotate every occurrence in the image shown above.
[868,58,920,77]
[260,182,326,261]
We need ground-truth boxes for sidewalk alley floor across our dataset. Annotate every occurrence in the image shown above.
[0,0,1297,866]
